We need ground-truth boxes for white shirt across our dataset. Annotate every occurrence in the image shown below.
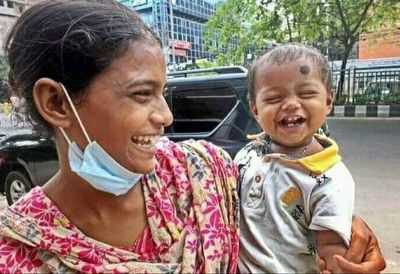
[235,134,354,273]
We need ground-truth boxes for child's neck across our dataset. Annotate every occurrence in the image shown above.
[268,137,322,158]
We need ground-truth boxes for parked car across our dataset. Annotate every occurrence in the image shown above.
[0,134,59,205]
[0,66,261,205]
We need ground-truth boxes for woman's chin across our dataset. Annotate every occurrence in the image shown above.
[130,159,156,174]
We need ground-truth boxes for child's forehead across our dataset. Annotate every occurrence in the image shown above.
[253,57,328,89]
[254,57,325,83]
[257,56,317,74]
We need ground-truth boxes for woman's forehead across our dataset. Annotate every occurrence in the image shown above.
[94,44,166,88]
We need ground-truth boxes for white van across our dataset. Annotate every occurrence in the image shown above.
[363,79,400,96]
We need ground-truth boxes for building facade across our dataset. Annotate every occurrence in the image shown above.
[0,0,28,55]
[359,27,400,60]
[119,0,219,69]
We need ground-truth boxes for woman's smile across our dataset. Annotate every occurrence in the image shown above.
[130,134,161,151]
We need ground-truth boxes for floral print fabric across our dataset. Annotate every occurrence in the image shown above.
[0,138,239,273]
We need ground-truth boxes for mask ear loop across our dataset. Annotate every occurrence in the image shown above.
[59,127,72,145]
[58,83,92,145]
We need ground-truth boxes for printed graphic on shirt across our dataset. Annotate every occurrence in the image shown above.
[281,187,302,205]
[237,156,253,196]
[309,173,330,186]
[307,242,317,255]
[281,187,306,224]
[242,133,269,158]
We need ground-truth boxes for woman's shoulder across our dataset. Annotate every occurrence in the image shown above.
[155,137,233,165]
[0,188,76,273]
[2,187,73,229]
[0,236,49,273]
[153,137,238,191]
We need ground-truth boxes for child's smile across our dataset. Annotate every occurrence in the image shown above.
[278,115,306,128]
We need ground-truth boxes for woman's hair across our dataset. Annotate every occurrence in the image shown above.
[248,44,332,102]
[5,0,160,134]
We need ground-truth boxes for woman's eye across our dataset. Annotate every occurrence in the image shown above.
[131,91,151,102]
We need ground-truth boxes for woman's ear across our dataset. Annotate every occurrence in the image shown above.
[33,78,72,128]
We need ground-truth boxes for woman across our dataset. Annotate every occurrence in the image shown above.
[0,0,385,273]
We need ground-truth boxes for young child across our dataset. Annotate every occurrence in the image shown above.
[235,44,354,273]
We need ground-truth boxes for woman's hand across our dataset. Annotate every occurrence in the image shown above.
[318,216,386,273]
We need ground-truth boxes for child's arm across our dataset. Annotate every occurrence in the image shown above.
[315,230,347,273]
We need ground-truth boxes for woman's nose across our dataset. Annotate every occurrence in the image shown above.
[151,96,173,127]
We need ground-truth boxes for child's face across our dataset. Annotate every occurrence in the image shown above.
[251,58,333,148]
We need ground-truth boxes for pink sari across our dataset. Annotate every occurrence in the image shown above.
[0,138,239,273]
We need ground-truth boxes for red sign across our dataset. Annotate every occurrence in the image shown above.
[171,40,191,50]
[173,48,187,57]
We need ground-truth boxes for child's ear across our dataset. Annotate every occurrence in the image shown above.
[250,101,259,120]
[326,92,333,115]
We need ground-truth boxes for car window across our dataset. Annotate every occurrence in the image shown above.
[168,84,237,134]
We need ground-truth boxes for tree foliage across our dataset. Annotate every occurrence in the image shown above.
[204,0,400,92]
[0,56,9,102]
[204,0,262,66]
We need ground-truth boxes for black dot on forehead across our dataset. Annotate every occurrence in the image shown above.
[300,65,310,75]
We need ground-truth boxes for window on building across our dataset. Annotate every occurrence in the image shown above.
[7,0,13,8]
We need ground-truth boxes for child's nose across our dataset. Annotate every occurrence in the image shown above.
[282,96,301,111]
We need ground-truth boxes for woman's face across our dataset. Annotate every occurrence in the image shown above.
[70,42,173,174]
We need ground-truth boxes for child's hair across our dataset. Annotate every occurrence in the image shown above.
[4,0,160,134]
[248,44,332,102]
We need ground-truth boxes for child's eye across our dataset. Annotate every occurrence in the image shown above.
[299,91,317,99]
[264,96,281,103]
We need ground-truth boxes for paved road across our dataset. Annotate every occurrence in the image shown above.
[327,117,400,272]
[0,117,399,270]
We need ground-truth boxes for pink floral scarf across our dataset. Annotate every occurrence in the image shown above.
[0,138,239,273]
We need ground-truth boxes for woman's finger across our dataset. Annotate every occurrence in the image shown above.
[334,255,384,273]
[346,216,369,263]
[317,258,327,273]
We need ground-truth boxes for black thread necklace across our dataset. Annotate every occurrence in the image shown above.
[267,137,314,159]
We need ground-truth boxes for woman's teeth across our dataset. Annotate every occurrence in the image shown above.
[131,135,159,149]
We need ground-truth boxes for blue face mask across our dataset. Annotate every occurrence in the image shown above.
[59,83,143,196]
